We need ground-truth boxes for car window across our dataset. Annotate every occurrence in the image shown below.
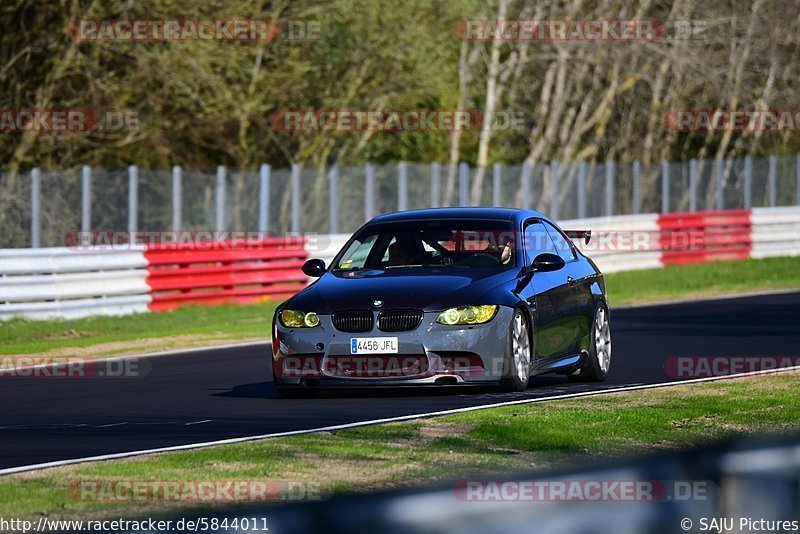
[523,220,557,263]
[336,234,379,270]
[544,222,577,261]
[332,220,515,272]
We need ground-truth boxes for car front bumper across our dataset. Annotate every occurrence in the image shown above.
[272,306,514,387]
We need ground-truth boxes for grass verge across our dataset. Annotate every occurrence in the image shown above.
[2,373,799,521]
[606,255,800,306]
[1,256,798,358]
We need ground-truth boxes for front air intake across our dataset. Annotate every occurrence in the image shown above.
[331,310,374,332]
[378,309,424,332]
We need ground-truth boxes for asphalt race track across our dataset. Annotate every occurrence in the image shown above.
[2,291,799,470]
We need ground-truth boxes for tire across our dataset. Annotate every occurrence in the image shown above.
[569,302,611,382]
[500,308,531,392]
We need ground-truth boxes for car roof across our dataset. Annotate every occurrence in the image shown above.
[369,207,553,225]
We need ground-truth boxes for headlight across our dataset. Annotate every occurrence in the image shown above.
[279,309,320,328]
[436,305,498,325]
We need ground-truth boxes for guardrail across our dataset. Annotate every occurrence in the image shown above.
[563,207,798,273]
[0,246,150,320]
[1,208,797,320]
[658,209,752,266]
[145,238,308,311]
[751,206,800,259]
[560,214,662,273]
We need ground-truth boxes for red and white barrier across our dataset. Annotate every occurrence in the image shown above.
[560,214,662,273]
[566,207,799,273]
[658,210,752,265]
[1,208,797,320]
[145,238,308,311]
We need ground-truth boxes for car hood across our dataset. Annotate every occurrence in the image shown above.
[288,268,515,313]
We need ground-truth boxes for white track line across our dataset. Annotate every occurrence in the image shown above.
[2,364,798,476]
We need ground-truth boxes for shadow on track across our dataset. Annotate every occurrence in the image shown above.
[212,375,571,400]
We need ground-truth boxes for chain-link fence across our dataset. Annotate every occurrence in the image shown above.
[2,155,799,248]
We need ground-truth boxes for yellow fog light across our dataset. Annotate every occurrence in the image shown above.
[436,305,498,325]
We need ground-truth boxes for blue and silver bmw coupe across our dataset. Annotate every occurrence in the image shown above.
[271,207,610,395]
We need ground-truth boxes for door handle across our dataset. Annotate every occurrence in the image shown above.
[567,276,575,286]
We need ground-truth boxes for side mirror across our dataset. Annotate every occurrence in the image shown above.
[531,253,565,273]
[301,258,326,277]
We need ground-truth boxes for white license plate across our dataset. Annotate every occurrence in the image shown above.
[350,337,398,355]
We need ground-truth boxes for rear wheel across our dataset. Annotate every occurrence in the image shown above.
[500,309,531,392]
[569,303,611,382]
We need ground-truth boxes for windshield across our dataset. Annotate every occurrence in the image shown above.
[332,219,516,272]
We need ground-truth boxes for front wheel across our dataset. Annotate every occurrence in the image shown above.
[500,309,531,392]
[570,303,611,382]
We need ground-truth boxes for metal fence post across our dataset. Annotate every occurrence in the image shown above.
[521,162,531,210]
[550,160,559,219]
[458,162,468,206]
[714,158,723,211]
[744,155,753,209]
[258,164,270,235]
[661,160,670,213]
[431,162,441,208]
[365,163,375,221]
[128,165,138,232]
[632,160,641,214]
[291,163,301,233]
[578,161,586,218]
[81,165,91,232]
[689,159,697,212]
[215,165,226,231]
[492,163,501,207]
[172,165,182,231]
[725,158,732,209]
[769,154,777,207]
[31,168,40,248]
[604,160,614,216]
[796,154,800,206]
[398,161,408,211]
[328,163,339,233]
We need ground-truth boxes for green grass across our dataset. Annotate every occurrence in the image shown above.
[2,374,799,520]
[1,256,798,358]
[606,256,800,306]
[0,301,277,357]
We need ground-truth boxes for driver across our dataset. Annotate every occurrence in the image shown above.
[387,240,420,266]
[500,241,512,264]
